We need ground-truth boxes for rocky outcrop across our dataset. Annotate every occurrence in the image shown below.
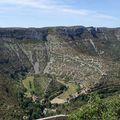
[0,28,48,40]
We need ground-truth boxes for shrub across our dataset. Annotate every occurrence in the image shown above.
[69,94,120,120]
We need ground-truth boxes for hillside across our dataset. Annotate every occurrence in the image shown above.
[0,26,120,119]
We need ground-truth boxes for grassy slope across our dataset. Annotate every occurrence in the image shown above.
[22,75,35,96]
[0,73,24,120]
[33,74,50,99]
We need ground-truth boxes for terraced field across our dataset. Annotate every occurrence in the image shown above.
[22,75,35,96]
[58,82,78,99]
[51,81,79,104]
[33,74,50,98]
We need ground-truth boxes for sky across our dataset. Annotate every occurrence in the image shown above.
[0,0,120,28]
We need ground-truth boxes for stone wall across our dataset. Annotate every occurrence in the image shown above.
[38,115,67,120]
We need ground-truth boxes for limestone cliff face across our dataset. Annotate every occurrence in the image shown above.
[0,26,120,89]
[0,28,48,40]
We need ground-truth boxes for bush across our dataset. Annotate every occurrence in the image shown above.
[69,94,120,120]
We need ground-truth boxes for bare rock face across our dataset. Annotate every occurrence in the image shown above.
[0,28,48,40]
[0,26,120,89]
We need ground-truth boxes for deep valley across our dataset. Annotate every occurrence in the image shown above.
[0,26,120,120]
